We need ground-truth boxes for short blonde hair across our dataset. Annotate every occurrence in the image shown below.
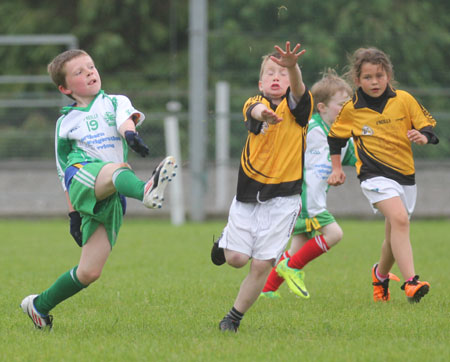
[259,51,281,80]
[47,49,90,87]
[311,68,352,111]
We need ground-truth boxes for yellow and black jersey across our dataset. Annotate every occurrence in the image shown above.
[237,87,313,202]
[328,86,438,185]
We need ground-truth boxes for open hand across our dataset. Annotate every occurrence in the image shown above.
[271,41,306,69]
[261,108,282,125]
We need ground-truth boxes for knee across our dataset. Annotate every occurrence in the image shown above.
[322,224,344,247]
[225,251,249,268]
[329,228,344,246]
[251,259,273,277]
[77,268,102,286]
[117,162,130,169]
[390,212,410,229]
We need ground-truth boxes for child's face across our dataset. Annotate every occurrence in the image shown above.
[355,62,390,98]
[318,90,350,126]
[59,54,101,104]
[258,59,290,103]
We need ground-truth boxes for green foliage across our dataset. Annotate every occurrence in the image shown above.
[0,0,448,160]
[1,219,449,361]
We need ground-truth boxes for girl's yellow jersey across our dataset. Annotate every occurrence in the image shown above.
[329,87,437,185]
[237,88,313,202]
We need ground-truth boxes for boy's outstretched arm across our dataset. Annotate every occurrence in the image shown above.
[272,41,306,101]
[251,105,283,125]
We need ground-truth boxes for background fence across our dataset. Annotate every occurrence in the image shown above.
[0,81,449,219]
[0,24,449,219]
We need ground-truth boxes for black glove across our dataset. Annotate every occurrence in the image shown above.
[69,211,82,247]
[124,131,150,157]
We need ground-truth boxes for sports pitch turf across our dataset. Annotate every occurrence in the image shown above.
[0,218,449,361]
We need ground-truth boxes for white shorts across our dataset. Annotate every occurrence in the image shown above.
[360,176,417,215]
[218,194,301,261]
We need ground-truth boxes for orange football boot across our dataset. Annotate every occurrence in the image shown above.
[401,275,430,303]
[372,263,400,302]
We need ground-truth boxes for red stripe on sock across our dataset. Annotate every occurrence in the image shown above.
[287,235,329,269]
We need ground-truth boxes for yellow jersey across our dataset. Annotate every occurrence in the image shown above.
[328,86,437,185]
[237,88,313,202]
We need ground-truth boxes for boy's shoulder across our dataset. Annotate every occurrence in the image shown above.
[245,94,268,105]
[98,91,133,107]
[59,91,130,117]
[102,92,130,101]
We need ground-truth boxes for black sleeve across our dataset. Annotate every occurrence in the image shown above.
[328,136,349,155]
[419,125,439,145]
[289,87,312,127]
[245,103,264,135]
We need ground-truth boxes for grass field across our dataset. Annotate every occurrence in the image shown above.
[0,218,449,362]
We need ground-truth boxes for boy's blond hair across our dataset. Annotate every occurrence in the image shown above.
[259,51,281,80]
[311,69,352,111]
[47,49,89,87]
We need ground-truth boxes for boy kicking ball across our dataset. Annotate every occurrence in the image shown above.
[21,49,176,330]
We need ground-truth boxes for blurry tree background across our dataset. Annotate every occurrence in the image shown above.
[0,0,448,161]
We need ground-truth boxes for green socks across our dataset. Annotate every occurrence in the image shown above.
[34,266,86,315]
[112,167,145,200]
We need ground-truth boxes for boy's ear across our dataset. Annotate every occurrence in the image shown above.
[317,102,326,113]
[258,80,263,93]
[58,85,72,96]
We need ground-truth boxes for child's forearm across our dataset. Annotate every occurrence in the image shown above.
[250,104,282,125]
[330,154,343,172]
[250,104,269,121]
[118,118,137,138]
[288,64,305,100]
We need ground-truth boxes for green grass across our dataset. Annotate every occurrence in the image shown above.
[1,218,449,361]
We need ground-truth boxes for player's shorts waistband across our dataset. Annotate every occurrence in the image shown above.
[64,162,89,191]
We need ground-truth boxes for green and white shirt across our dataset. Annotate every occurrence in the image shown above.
[55,90,144,189]
[300,113,356,218]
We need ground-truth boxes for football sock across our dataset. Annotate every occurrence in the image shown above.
[262,251,290,292]
[227,307,244,323]
[287,235,329,269]
[112,167,145,200]
[34,266,87,315]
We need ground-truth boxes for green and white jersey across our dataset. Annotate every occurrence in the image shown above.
[300,113,356,218]
[55,90,144,189]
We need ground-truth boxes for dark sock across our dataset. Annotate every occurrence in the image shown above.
[227,306,244,323]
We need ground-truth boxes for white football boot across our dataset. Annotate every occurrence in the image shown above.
[143,156,177,209]
[20,294,53,330]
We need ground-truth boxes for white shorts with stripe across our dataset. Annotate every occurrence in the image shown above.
[218,194,301,261]
[360,176,417,216]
